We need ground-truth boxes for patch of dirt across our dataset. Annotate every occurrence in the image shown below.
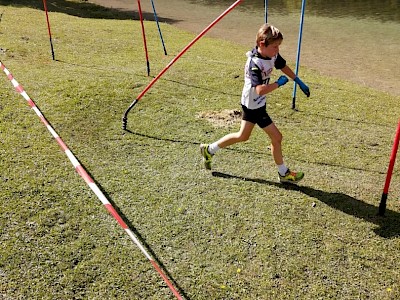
[197,109,241,127]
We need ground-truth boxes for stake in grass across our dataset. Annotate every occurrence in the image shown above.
[150,0,167,55]
[379,120,400,216]
[137,0,150,76]
[42,0,55,60]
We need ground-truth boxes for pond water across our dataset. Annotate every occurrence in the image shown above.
[91,0,400,96]
[191,0,400,24]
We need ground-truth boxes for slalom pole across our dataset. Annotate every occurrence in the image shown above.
[122,0,243,130]
[264,0,268,23]
[378,120,400,216]
[42,0,55,60]
[291,0,306,110]
[137,0,150,76]
[0,61,183,300]
[150,0,167,55]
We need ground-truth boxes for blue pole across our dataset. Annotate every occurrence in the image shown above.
[264,0,268,23]
[150,0,167,55]
[292,0,306,110]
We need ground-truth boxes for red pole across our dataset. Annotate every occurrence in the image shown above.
[379,120,400,215]
[137,0,150,76]
[123,0,243,129]
[42,0,55,60]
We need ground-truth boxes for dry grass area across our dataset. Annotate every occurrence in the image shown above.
[197,109,242,127]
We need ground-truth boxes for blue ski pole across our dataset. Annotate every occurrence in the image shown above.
[292,0,306,110]
[150,0,167,55]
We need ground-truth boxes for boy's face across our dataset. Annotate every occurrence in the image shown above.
[258,40,282,58]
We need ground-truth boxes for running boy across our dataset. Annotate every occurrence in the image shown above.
[200,23,310,183]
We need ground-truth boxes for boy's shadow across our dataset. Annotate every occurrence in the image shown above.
[212,171,400,239]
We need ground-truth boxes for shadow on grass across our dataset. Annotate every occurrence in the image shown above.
[74,162,189,298]
[103,193,190,299]
[53,59,241,99]
[123,129,386,175]
[0,0,178,23]
[291,109,395,130]
[212,171,400,239]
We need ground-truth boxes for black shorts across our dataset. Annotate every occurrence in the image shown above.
[241,104,273,128]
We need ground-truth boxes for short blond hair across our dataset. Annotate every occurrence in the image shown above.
[256,23,283,46]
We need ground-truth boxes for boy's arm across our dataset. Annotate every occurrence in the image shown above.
[255,81,280,95]
[280,65,296,80]
[281,65,310,97]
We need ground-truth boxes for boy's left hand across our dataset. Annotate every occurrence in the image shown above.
[294,77,310,97]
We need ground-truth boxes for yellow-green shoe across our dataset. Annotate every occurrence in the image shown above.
[200,144,213,170]
[279,169,304,183]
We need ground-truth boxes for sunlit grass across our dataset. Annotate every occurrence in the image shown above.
[1,1,400,299]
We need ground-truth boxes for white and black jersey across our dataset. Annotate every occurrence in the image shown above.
[241,47,286,110]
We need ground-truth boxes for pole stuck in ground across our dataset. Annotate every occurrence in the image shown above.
[150,0,167,55]
[379,120,400,216]
[0,60,183,299]
[137,0,150,76]
[292,0,306,110]
[122,0,243,130]
[42,0,55,60]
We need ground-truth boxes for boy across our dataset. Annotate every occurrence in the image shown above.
[200,23,310,183]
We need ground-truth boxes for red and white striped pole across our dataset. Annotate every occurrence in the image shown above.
[379,120,400,216]
[0,61,183,300]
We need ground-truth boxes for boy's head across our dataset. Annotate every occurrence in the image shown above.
[256,23,283,47]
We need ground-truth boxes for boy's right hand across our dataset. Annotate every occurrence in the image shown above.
[276,75,289,87]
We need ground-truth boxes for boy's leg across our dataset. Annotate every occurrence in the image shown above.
[262,123,304,183]
[215,120,254,149]
[262,122,284,165]
[200,120,254,170]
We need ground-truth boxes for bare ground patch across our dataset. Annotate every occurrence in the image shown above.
[197,109,242,127]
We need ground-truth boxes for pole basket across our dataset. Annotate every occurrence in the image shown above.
[378,120,400,216]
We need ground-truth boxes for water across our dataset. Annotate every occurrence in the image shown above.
[180,0,400,96]
[90,0,400,96]
[190,0,400,24]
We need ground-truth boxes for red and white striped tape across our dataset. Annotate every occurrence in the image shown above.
[0,61,182,299]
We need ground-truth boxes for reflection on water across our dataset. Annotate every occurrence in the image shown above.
[190,0,400,23]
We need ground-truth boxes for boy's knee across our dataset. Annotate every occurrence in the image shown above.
[271,133,283,145]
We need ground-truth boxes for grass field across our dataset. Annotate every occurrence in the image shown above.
[1,1,400,299]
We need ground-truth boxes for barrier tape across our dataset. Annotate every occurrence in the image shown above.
[0,61,183,299]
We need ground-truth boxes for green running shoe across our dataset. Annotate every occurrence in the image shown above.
[200,144,213,170]
[279,169,304,183]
